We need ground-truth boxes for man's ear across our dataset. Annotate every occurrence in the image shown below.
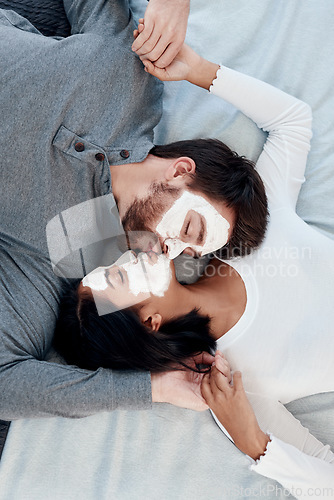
[164,157,196,183]
[143,313,162,332]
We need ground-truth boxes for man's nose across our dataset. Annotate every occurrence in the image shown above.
[157,237,167,254]
[162,238,188,260]
[162,239,174,257]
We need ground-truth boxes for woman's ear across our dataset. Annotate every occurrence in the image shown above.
[143,313,162,332]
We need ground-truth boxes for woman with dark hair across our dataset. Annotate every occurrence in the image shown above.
[54,270,216,373]
[54,40,334,495]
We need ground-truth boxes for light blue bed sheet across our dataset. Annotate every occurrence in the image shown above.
[151,0,334,239]
[0,1,333,499]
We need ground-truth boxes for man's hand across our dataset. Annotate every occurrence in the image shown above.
[201,352,270,460]
[151,352,214,411]
[131,0,190,68]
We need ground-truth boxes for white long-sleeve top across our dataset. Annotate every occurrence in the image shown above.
[209,67,334,497]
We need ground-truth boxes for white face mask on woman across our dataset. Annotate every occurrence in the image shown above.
[82,250,172,312]
[156,191,230,259]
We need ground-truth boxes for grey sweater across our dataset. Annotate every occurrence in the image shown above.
[0,0,163,419]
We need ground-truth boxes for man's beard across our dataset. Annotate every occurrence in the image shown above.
[121,182,180,254]
[121,182,180,233]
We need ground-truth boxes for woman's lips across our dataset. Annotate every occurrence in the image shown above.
[146,250,158,264]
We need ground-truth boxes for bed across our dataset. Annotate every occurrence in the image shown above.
[0,0,333,498]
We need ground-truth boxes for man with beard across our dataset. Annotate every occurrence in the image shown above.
[0,0,267,425]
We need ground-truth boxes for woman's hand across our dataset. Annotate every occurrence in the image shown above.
[134,25,201,82]
[131,0,190,69]
[134,27,220,90]
[201,352,270,460]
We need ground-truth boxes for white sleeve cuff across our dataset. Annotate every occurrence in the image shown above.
[250,434,334,498]
[209,65,224,94]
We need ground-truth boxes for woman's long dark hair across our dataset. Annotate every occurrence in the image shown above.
[54,280,216,373]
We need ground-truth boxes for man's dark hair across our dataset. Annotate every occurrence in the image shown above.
[54,280,216,373]
[150,139,269,258]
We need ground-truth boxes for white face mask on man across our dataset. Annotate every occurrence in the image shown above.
[156,191,230,259]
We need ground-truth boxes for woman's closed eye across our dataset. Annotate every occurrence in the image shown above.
[105,267,125,289]
[118,269,124,284]
[105,269,114,289]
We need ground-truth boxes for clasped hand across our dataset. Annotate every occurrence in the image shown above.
[152,349,269,460]
[131,0,190,69]
[151,352,214,412]
[134,20,200,82]
[201,351,270,460]
[133,23,220,91]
